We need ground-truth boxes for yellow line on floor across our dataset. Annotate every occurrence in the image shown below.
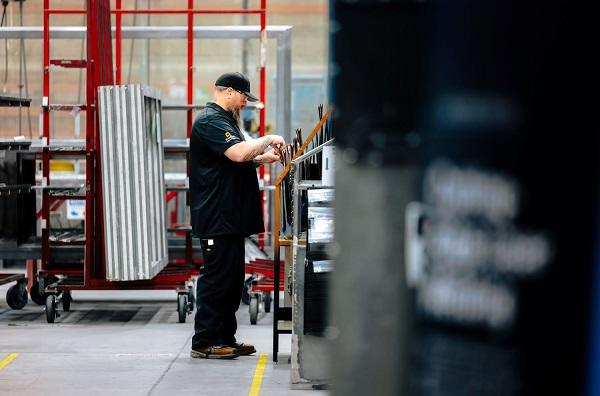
[0,353,18,370]
[248,353,268,396]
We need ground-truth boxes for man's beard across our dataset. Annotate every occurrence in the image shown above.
[232,107,242,128]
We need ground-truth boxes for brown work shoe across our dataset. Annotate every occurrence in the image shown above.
[229,342,256,356]
[190,345,239,359]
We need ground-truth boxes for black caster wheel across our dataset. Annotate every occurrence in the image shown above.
[249,294,259,325]
[6,282,28,310]
[263,292,272,313]
[30,281,46,305]
[177,294,188,323]
[62,290,72,312]
[31,276,60,306]
[45,294,57,323]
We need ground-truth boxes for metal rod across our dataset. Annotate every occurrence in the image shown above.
[258,0,267,249]
[241,0,249,75]
[126,0,138,84]
[44,9,265,15]
[116,0,121,84]
[291,138,335,165]
[185,0,193,266]
[145,0,150,85]
[18,0,23,136]
[76,13,85,108]
[45,10,86,14]
[112,9,265,15]
[42,0,50,279]
[162,103,261,110]
[273,182,281,362]
[0,25,292,39]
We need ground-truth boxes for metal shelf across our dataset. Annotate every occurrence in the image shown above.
[0,95,32,107]
[0,237,203,261]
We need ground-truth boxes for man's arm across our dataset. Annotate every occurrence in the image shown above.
[224,135,285,163]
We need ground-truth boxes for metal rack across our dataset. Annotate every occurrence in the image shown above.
[0,139,35,310]
[0,89,34,308]
[25,0,270,323]
[289,140,334,388]
[272,108,332,362]
[0,96,32,107]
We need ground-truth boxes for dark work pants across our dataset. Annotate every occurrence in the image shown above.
[192,235,245,348]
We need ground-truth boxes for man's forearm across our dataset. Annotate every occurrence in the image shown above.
[240,136,272,162]
[224,135,282,163]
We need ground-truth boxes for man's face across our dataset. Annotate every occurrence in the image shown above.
[229,88,248,125]
[230,88,248,111]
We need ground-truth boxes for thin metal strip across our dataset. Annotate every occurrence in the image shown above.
[102,87,114,281]
[153,96,164,275]
[127,87,136,278]
[137,90,150,278]
[152,97,165,275]
[122,86,134,280]
[108,87,120,281]
[145,95,155,274]
[131,86,144,279]
[152,97,162,275]
[156,101,168,269]
[98,88,110,279]
[115,86,129,280]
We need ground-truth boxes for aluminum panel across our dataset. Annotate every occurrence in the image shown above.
[98,85,168,281]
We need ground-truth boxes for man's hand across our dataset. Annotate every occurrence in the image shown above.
[254,151,281,164]
[267,135,285,150]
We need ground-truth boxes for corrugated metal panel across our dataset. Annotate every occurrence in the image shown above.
[98,85,168,281]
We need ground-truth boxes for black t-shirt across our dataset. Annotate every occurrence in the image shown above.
[190,102,264,238]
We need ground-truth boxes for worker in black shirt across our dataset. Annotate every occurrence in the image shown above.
[189,72,285,359]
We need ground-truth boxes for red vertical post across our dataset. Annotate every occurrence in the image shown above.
[85,0,98,285]
[173,192,179,229]
[187,2,193,133]
[258,0,267,249]
[42,0,50,271]
[259,1,266,141]
[115,0,122,84]
[185,0,194,265]
[96,0,114,280]
[42,1,49,149]
[43,2,49,147]
[42,1,49,161]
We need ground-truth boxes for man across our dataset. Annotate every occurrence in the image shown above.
[189,72,285,359]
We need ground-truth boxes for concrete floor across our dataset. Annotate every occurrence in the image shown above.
[0,282,329,396]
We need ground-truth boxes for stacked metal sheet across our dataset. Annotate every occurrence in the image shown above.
[0,140,36,245]
[98,85,168,281]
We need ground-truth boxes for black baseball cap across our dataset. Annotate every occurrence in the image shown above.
[215,72,258,102]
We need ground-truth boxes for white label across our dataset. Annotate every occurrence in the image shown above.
[66,199,85,220]
[322,146,335,186]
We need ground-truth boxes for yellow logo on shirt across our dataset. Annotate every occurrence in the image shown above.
[224,131,237,143]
